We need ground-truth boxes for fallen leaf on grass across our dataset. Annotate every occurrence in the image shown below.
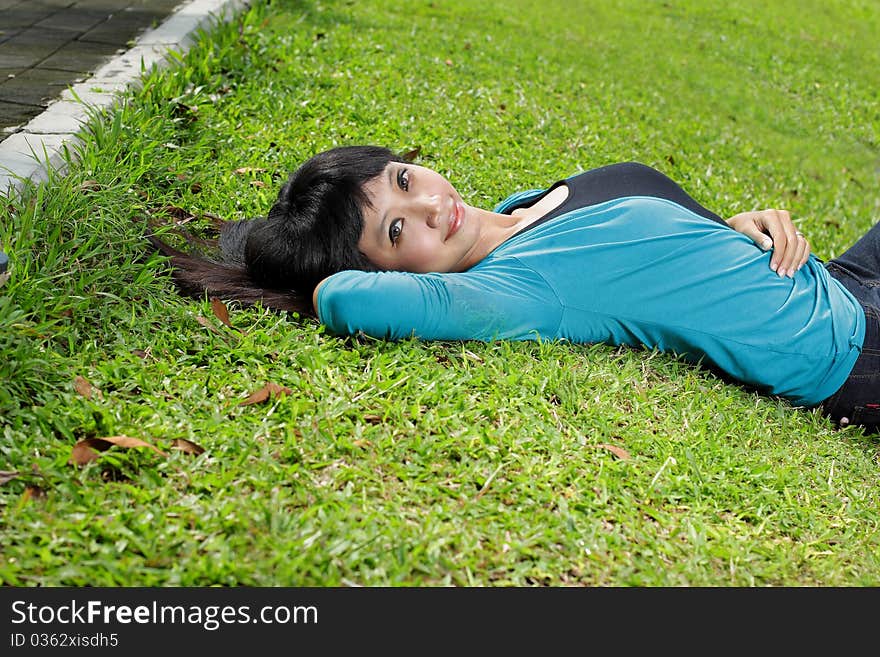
[234,167,267,175]
[74,375,102,399]
[0,470,20,485]
[239,382,293,406]
[170,438,205,455]
[401,146,421,162]
[195,315,233,343]
[79,180,103,191]
[22,485,46,502]
[162,205,196,225]
[595,443,631,460]
[69,435,168,466]
[211,297,233,327]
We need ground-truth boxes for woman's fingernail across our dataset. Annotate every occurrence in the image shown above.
[770,262,778,271]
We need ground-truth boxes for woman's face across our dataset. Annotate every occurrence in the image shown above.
[357,162,482,273]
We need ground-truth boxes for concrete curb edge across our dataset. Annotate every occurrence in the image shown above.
[0,0,252,200]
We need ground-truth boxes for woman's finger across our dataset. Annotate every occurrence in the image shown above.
[770,210,801,277]
[765,211,791,274]
[794,231,811,271]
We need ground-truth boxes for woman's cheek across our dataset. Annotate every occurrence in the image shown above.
[403,237,442,273]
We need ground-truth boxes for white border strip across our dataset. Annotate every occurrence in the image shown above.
[0,0,251,199]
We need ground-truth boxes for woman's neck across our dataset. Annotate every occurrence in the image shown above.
[464,184,570,267]
[455,206,535,270]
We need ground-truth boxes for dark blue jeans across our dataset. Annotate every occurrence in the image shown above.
[821,222,880,432]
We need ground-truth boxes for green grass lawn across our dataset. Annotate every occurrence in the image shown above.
[1,0,878,586]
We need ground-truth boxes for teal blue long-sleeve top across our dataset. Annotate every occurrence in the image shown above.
[316,163,865,407]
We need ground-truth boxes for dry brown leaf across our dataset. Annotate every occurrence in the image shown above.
[210,297,232,327]
[595,443,631,460]
[196,314,236,344]
[363,414,383,425]
[234,167,267,175]
[196,315,223,335]
[352,439,372,448]
[69,435,168,466]
[249,180,267,188]
[74,375,102,400]
[401,146,421,162]
[0,470,20,485]
[162,205,195,224]
[239,382,294,406]
[22,485,46,502]
[171,438,205,455]
[70,439,109,465]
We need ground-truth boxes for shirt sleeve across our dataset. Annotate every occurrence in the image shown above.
[316,264,562,342]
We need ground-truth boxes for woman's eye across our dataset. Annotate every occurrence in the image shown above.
[389,218,403,245]
[397,168,409,191]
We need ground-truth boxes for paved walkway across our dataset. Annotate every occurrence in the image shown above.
[0,0,183,133]
[0,0,247,198]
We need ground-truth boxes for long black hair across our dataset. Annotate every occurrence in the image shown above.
[148,145,405,315]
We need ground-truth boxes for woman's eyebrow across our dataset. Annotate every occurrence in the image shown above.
[378,167,395,241]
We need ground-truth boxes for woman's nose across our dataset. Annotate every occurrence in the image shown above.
[423,194,442,228]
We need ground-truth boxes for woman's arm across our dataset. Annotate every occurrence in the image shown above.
[312,278,328,317]
[726,209,810,278]
[313,268,558,341]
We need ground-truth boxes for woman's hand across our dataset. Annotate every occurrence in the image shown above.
[726,209,810,278]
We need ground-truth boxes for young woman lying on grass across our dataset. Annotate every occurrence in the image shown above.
[150,145,880,432]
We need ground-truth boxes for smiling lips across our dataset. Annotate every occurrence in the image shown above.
[447,200,464,240]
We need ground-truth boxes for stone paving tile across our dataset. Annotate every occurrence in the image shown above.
[1,4,55,30]
[0,67,79,106]
[0,66,25,78]
[62,0,120,8]
[32,0,80,8]
[0,100,39,126]
[35,8,109,33]
[0,27,72,69]
[74,0,181,12]
[80,9,173,46]
[40,40,124,73]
